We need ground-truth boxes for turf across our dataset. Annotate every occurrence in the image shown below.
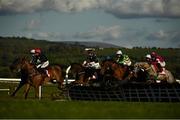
[1,83,180,119]
[0,99,180,119]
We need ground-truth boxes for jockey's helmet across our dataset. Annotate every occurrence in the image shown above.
[145,54,151,59]
[151,51,157,57]
[30,49,35,54]
[30,48,41,54]
[35,48,41,54]
[116,50,122,55]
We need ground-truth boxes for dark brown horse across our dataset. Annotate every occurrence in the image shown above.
[65,63,100,86]
[100,59,133,87]
[10,57,64,99]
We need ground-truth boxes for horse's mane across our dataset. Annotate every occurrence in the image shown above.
[12,56,29,64]
[134,62,149,67]
[70,62,82,66]
[101,59,116,64]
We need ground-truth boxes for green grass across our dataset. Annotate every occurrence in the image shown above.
[1,83,180,119]
[0,99,180,119]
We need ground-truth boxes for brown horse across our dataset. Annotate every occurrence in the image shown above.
[10,57,64,99]
[65,63,100,86]
[100,60,133,86]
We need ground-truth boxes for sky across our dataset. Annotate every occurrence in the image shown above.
[0,0,180,48]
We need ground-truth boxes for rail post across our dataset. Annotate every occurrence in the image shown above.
[39,86,42,100]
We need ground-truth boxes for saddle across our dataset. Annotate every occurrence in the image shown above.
[37,68,50,77]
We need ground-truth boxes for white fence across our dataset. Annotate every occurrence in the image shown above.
[0,78,75,99]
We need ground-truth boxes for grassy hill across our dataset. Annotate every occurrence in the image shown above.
[62,41,120,48]
[0,36,179,79]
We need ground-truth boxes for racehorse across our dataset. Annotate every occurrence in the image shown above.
[100,59,133,87]
[10,57,64,99]
[134,62,176,84]
[65,63,100,86]
[132,62,153,84]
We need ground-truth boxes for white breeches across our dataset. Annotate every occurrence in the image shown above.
[82,61,101,69]
[36,61,49,69]
[159,61,166,67]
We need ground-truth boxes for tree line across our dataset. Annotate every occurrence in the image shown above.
[0,36,179,79]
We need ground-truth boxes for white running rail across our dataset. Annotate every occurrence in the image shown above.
[0,78,75,99]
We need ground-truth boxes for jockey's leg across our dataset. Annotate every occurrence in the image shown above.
[36,67,42,73]
[40,61,50,77]
[36,65,47,76]
[36,64,43,74]
[37,68,46,75]
[89,68,96,80]
[41,68,50,77]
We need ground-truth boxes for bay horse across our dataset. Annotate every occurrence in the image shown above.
[100,59,133,87]
[134,62,176,84]
[65,63,100,86]
[10,57,64,99]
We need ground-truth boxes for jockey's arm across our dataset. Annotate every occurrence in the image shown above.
[82,60,91,67]
[30,56,37,65]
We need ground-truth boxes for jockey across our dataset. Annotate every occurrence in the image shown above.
[150,52,166,75]
[115,50,132,66]
[82,48,101,79]
[145,54,152,64]
[30,48,50,76]
[115,50,132,79]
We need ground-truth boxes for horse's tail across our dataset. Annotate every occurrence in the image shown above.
[65,65,71,84]
[165,70,175,84]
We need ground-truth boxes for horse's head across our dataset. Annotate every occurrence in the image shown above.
[133,62,154,80]
[100,60,116,75]
[10,57,30,73]
[134,62,150,70]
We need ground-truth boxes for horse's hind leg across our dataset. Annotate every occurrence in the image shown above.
[24,84,31,99]
[166,70,175,84]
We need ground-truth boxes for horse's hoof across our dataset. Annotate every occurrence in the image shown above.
[10,94,15,97]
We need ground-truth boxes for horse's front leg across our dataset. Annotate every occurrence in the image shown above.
[34,86,40,99]
[11,80,25,97]
[56,77,64,89]
[24,83,31,99]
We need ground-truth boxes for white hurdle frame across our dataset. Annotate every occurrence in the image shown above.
[0,78,75,99]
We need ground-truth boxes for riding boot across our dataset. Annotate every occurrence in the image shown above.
[36,68,42,74]
[37,68,46,75]
[92,72,98,80]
